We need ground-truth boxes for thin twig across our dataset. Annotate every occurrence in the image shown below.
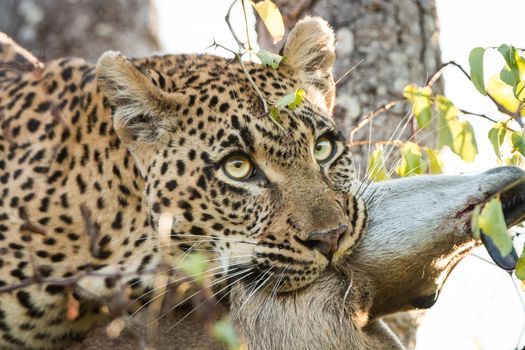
[20,211,48,235]
[80,204,103,259]
[240,0,252,53]
[349,139,403,147]
[458,108,515,128]
[431,61,524,126]
[426,61,470,88]
[225,0,246,49]
[0,264,166,294]
[350,99,404,142]
[225,0,269,116]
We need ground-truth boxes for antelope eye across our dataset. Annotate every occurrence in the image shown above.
[313,136,335,162]
[223,155,254,180]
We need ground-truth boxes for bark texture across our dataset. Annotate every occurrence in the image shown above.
[257,1,442,348]
[258,0,442,171]
[0,0,160,61]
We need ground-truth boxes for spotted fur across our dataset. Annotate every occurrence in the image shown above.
[0,17,367,349]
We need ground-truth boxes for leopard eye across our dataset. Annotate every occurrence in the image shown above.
[313,136,335,162]
[223,155,254,180]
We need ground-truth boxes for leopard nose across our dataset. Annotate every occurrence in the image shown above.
[303,224,348,260]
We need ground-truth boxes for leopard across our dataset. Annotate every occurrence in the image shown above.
[0,17,368,349]
[70,166,525,350]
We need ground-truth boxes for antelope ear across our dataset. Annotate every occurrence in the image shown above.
[283,16,336,113]
[96,51,187,145]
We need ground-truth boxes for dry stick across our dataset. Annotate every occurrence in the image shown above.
[350,139,404,147]
[80,204,102,259]
[0,264,166,294]
[224,0,288,133]
[225,0,268,115]
[240,0,252,53]
[458,108,510,126]
[20,210,48,236]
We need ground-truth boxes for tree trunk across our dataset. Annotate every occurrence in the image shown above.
[0,0,160,61]
[256,1,442,348]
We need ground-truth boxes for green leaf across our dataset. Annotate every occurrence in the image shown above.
[213,318,241,349]
[471,205,481,240]
[177,252,208,284]
[516,244,525,280]
[488,122,506,162]
[477,197,513,256]
[498,44,525,99]
[396,142,426,177]
[276,88,305,110]
[511,131,525,156]
[251,0,285,43]
[367,145,390,181]
[434,96,478,161]
[256,49,285,69]
[270,106,281,123]
[424,147,443,174]
[403,84,432,129]
[500,64,517,87]
[469,47,486,95]
[499,44,519,87]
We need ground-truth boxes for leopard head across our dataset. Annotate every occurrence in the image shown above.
[96,17,367,292]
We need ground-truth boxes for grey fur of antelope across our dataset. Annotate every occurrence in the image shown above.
[230,166,525,350]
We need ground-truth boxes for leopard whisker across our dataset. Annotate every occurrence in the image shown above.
[239,266,274,312]
[129,261,252,318]
[153,266,253,325]
[166,269,254,331]
[270,263,289,298]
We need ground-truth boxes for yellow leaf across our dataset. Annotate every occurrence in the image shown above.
[516,243,525,280]
[275,89,305,110]
[487,73,525,116]
[454,121,478,162]
[403,84,432,129]
[396,142,426,177]
[251,0,285,43]
[367,146,390,181]
[505,151,524,166]
[435,95,459,149]
[424,147,443,174]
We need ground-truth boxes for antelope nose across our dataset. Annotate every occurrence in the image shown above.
[303,224,348,260]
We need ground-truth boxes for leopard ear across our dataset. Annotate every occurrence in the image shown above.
[96,51,189,175]
[96,51,187,145]
[283,17,336,113]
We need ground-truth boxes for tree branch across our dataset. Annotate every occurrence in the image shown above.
[350,99,404,142]
[349,139,403,147]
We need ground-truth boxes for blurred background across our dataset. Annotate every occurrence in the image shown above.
[1,0,524,349]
